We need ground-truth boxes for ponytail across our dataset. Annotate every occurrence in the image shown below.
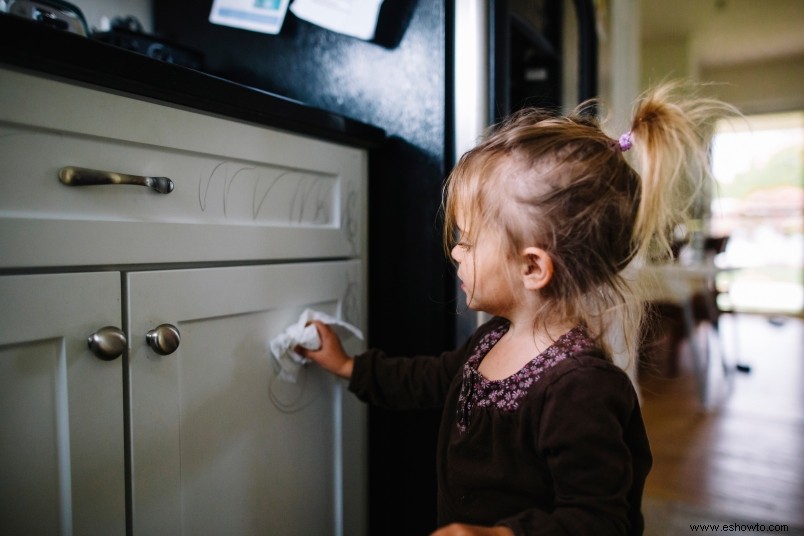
[627,82,739,260]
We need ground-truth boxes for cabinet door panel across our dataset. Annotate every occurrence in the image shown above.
[127,262,366,536]
[0,273,125,536]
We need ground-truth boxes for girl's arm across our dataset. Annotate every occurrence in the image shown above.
[301,316,507,411]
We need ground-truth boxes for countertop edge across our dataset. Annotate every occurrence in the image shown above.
[0,14,386,149]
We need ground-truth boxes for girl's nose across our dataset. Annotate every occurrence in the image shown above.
[450,245,462,263]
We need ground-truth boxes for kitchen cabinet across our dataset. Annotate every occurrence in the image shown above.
[0,66,369,535]
[126,262,364,536]
[0,272,126,536]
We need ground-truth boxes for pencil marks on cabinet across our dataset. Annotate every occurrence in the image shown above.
[198,161,339,226]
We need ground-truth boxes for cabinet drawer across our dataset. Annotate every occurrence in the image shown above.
[0,68,367,268]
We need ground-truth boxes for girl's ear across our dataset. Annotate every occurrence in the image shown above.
[521,247,554,290]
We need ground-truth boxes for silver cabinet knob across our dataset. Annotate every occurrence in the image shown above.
[146,324,181,355]
[87,326,127,361]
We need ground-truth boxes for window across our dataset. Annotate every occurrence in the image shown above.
[710,111,804,315]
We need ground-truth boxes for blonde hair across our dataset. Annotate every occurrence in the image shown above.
[443,81,737,360]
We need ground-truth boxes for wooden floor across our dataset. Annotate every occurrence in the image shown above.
[638,313,804,534]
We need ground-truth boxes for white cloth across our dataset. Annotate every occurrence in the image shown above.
[269,309,363,382]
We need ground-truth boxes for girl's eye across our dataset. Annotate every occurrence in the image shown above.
[457,241,471,250]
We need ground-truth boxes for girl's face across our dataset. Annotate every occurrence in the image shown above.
[450,215,518,316]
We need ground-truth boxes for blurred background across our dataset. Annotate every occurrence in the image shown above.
[631,1,803,533]
[638,0,802,318]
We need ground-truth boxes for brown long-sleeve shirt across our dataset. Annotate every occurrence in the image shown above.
[349,317,652,535]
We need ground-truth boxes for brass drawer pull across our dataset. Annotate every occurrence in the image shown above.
[59,166,174,194]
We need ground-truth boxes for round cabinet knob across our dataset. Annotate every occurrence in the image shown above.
[146,324,181,355]
[88,326,127,361]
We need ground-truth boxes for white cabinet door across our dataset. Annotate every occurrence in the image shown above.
[0,272,125,536]
[127,262,367,536]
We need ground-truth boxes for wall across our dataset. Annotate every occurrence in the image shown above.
[598,0,642,145]
[703,55,804,114]
[640,38,697,87]
[639,28,803,115]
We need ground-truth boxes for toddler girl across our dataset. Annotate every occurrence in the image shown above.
[298,82,735,536]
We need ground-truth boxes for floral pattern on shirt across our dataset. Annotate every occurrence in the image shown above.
[456,322,595,433]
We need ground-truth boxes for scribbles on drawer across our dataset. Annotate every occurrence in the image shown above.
[198,161,228,213]
[197,161,338,225]
[228,165,257,217]
[344,184,359,254]
[286,172,329,224]
[251,169,289,218]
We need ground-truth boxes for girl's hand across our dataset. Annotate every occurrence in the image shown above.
[430,524,514,536]
[295,320,354,379]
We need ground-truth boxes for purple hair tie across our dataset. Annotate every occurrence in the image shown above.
[618,131,633,152]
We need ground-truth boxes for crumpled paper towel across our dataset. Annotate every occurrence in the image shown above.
[269,309,363,383]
